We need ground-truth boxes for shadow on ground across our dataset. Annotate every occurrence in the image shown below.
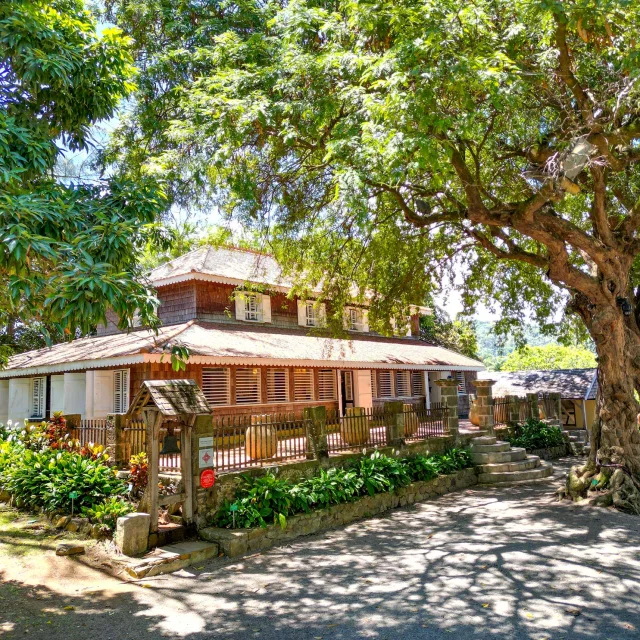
[3,457,640,640]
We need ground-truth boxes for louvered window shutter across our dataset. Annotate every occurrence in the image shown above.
[455,371,466,394]
[370,370,378,398]
[411,371,425,396]
[317,370,336,400]
[235,291,246,320]
[377,371,393,398]
[395,371,411,397]
[30,377,45,419]
[267,369,289,403]
[202,368,230,405]
[294,368,314,401]
[113,369,130,413]
[236,368,261,404]
[361,310,369,332]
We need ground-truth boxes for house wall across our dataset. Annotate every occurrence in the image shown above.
[0,380,9,424]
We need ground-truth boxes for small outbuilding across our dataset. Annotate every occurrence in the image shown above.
[478,368,597,430]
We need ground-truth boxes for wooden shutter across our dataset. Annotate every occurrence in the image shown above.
[317,303,327,327]
[236,368,261,404]
[235,291,246,320]
[294,368,314,401]
[30,377,45,419]
[297,300,307,327]
[395,371,410,397]
[411,371,425,396]
[202,368,230,406]
[266,369,289,403]
[455,371,466,394]
[318,370,336,401]
[370,370,377,398]
[377,371,393,398]
[261,294,271,323]
[361,310,369,332]
[113,369,130,413]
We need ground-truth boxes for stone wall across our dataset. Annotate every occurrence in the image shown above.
[191,429,478,529]
[199,467,478,557]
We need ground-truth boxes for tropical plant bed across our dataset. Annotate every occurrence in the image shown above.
[200,466,478,557]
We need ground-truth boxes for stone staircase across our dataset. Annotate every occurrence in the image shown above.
[564,428,589,455]
[471,435,553,485]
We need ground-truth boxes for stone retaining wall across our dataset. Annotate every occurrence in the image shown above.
[193,433,480,528]
[199,467,478,557]
[529,444,570,460]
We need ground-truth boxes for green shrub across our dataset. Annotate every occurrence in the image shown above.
[215,448,473,529]
[0,448,127,512]
[504,418,565,451]
[82,497,134,530]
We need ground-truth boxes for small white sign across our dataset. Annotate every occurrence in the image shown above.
[199,448,214,469]
[199,436,214,448]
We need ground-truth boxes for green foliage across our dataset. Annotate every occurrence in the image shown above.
[82,496,133,530]
[215,449,473,529]
[420,306,478,359]
[504,418,566,451]
[104,0,640,348]
[0,446,127,513]
[500,345,597,372]
[0,0,168,343]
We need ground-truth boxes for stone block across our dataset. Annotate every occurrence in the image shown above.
[56,543,85,556]
[115,513,151,557]
[55,516,71,529]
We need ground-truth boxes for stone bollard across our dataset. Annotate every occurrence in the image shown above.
[303,405,328,459]
[470,379,495,436]
[435,380,460,443]
[526,393,539,420]
[549,392,562,426]
[383,401,406,447]
[506,395,521,425]
[115,513,151,557]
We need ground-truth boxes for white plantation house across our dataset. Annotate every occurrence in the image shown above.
[0,246,484,424]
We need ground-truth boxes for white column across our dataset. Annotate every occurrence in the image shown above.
[0,380,9,424]
[336,369,343,417]
[423,371,431,409]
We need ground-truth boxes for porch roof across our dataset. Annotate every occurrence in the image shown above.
[0,321,485,378]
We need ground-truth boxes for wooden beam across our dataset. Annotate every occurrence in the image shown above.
[181,414,196,524]
[148,410,163,534]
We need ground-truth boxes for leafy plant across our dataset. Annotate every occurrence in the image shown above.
[82,497,133,530]
[129,452,148,496]
[504,418,565,451]
[215,448,473,529]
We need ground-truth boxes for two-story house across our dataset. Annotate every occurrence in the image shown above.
[0,246,484,423]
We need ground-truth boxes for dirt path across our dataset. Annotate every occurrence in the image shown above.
[2,458,640,639]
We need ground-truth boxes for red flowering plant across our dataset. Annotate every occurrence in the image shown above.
[129,452,148,497]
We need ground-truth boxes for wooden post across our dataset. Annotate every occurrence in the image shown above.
[181,415,196,524]
[144,409,163,535]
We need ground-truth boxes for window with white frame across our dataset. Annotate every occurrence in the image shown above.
[236,368,261,404]
[202,368,230,406]
[376,370,394,398]
[30,377,45,420]
[411,371,425,396]
[294,368,314,401]
[113,369,130,413]
[245,294,260,321]
[395,371,411,397]
[348,308,360,330]
[455,371,467,394]
[305,302,316,327]
[317,370,336,401]
[267,369,289,403]
[370,370,378,399]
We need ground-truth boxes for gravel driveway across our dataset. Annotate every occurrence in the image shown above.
[2,457,640,640]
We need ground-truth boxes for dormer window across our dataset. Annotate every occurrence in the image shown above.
[235,291,272,323]
[305,302,316,327]
[297,300,326,328]
[344,307,368,332]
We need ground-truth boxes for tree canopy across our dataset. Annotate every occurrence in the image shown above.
[0,0,167,359]
[500,344,597,371]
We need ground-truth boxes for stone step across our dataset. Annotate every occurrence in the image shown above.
[471,441,511,453]
[476,455,541,474]
[471,436,497,446]
[472,447,527,464]
[477,462,553,485]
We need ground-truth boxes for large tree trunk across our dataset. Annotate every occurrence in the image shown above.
[566,299,640,512]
